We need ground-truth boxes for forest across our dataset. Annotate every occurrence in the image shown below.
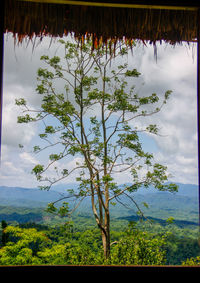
[0,206,200,266]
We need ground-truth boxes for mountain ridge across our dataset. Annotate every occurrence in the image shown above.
[0,182,198,225]
[0,182,198,207]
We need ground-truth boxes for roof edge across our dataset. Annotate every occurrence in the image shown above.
[16,0,198,11]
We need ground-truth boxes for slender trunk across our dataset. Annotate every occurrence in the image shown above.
[101,222,110,259]
[91,184,110,259]
[101,66,111,260]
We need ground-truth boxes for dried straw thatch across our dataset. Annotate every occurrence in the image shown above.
[4,0,199,48]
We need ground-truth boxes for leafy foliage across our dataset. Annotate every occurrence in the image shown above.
[0,226,49,265]
[0,223,166,265]
[182,256,200,266]
[0,216,199,266]
[110,232,166,265]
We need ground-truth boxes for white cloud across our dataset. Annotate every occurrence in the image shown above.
[19,152,38,166]
[1,37,198,187]
[0,145,38,187]
[2,87,37,148]
[132,43,198,185]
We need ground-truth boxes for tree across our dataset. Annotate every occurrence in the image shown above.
[16,39,178,260]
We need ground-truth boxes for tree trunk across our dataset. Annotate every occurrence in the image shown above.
[101,226,110,259]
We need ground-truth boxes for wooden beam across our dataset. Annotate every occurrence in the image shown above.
[16,0,198,11]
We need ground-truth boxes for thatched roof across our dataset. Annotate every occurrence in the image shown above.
[4,0,200,48]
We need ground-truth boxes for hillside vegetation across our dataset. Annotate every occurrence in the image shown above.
[0,183,199,265]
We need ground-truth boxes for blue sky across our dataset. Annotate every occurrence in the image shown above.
[138,133,158,154]
[0,34,198,187]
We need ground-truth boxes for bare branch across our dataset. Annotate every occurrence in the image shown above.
[108,181,146,201]
[123,192,153,224]
[106,113,123,144]
[68,196,86,216]
[33,141,64,154]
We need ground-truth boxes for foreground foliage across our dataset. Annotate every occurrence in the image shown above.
[1,220,199,266]
[0,226,49,265]
[182,256,200,266]
[0,223,167,265]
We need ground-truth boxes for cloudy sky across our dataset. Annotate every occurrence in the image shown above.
[0,33,198,188]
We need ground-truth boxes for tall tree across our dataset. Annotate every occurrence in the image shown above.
[16,39,178,259]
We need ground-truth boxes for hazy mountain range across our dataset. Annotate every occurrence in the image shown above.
[0,182,199,226]
[0,182,198,210]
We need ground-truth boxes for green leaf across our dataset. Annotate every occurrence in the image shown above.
[36,84,47,94]
[17,114,36,123]
[40,55,49,61]
[37,68,54,79]
[146,124,159,134]
[62,169,69,176]
[49,154,61,161]
[32,164,44,175]
[164,90,172,100]
[46,203,57,214]
[45,126,56,134]
[33,145,41,152]
[142,202,149,209]
[15,98,27,106]
[125,69,141,77]
[39,133,48,139]
[58,202,69,217]
[102,174,113,183]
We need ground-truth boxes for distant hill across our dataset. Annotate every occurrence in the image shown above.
[0,183,198,224]
[0,182,198,206]
[0,186,64,207]
[115,182,198,198]
[173,183,198,197]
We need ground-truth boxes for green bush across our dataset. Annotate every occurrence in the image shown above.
[182,256,200,266]
[110,231,166,265]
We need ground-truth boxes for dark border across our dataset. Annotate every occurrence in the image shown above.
[0,265,200,273]
[0,0,200,272]
[0,0,5,161]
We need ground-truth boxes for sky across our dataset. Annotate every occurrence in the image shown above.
[0,33,198,188]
